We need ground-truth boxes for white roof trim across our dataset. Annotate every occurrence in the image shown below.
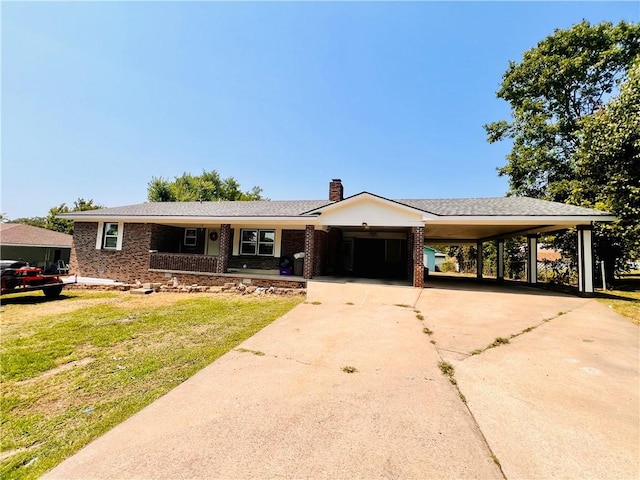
[425,215,615,224]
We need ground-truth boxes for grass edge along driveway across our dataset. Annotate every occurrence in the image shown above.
[0,291,303,480]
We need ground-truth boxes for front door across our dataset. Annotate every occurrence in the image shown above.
[206,229,220,256]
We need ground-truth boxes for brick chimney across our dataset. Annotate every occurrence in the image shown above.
[329,179,344,202]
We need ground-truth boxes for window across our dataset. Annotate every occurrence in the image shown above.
[96,222,123,251]
[240,229,275,256]
[103,223,119,249]
[184,228,198,246]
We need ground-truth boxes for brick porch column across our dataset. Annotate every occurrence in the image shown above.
[412,226,425,288]
[303,225,315,279]
[217,224,231,274]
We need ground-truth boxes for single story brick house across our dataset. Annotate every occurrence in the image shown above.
[60,179,614,293]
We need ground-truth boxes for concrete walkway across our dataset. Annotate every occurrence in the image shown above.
[44,280,639,479]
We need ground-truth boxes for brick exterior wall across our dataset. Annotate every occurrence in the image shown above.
[313,230,328,276]
[412,226,425,288]
[71,222,153,282]
[150,224,183,252]
[150,253,217,272]
[281,230,305,257]
[329,179,344,202]
[303,225,315,279]
[228,256,280,270]
[142,271,305,289]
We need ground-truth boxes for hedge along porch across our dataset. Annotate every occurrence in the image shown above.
[61,179,614,293]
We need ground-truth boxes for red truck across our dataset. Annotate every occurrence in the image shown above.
[1,260,75,298]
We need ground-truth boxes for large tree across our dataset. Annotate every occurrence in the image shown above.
[148,170,264,202]
[485,20,640,278]
[572,58,640,276]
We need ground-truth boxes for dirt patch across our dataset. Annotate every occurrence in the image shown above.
[0,443,42,461]
[17,357,95,386]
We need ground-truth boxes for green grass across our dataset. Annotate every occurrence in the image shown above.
[488,337,510,349]
[0,291,302,479]
[438,361,455,378]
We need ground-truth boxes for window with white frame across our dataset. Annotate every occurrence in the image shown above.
[184,228,198,246]
[103,223,119,249]
[240,229,275,256]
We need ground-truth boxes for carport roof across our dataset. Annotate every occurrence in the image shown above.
[395,197,611,217]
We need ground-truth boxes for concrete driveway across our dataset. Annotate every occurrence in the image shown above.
[44,279,639,479]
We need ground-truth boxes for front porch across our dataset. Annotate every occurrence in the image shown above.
[147,252,306,288]
[146,221,425,288]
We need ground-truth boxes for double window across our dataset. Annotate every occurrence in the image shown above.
[184,228,198,246]
[103,223,119,249]
[240,229,275,256]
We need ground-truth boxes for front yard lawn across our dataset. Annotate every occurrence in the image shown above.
[0,290,302,479]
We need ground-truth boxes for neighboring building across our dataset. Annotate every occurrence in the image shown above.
[0,223,72,269]
[423,246,446,272]
[59,179,614,293]
[537,246,563,262]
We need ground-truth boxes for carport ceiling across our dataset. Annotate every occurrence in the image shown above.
[424,223,566,242]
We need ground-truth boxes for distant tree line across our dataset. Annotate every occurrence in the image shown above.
[2,169,265,234]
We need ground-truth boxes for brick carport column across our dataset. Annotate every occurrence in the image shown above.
[217,224,231,274]
[303,225,315,279]
[412,226,425,288]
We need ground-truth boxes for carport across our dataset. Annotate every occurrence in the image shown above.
[308,192,615,294]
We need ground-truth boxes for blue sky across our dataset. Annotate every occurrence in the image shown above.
[2,1,638,219]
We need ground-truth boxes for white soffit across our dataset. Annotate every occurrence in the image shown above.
[315,193,427,227]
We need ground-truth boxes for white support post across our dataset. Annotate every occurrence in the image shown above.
[496,239,505,281]
[476,241,483,279]
[577,226,594,294]
[527,235,538,284]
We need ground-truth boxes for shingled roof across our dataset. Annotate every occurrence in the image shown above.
[63,200,333,218]
[394,197,612,217]
[0,223,73,248]
[62,196,611,219]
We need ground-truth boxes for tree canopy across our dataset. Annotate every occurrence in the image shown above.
[7,198,103,235]
[573,57,640,271]
[148,170,264,202]
[485,20,640,276]
[46,198,104,235]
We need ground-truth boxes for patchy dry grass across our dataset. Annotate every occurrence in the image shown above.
[0,291,302,479]
[596,289,640,325]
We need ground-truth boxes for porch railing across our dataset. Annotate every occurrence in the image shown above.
[149,252,218,273]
